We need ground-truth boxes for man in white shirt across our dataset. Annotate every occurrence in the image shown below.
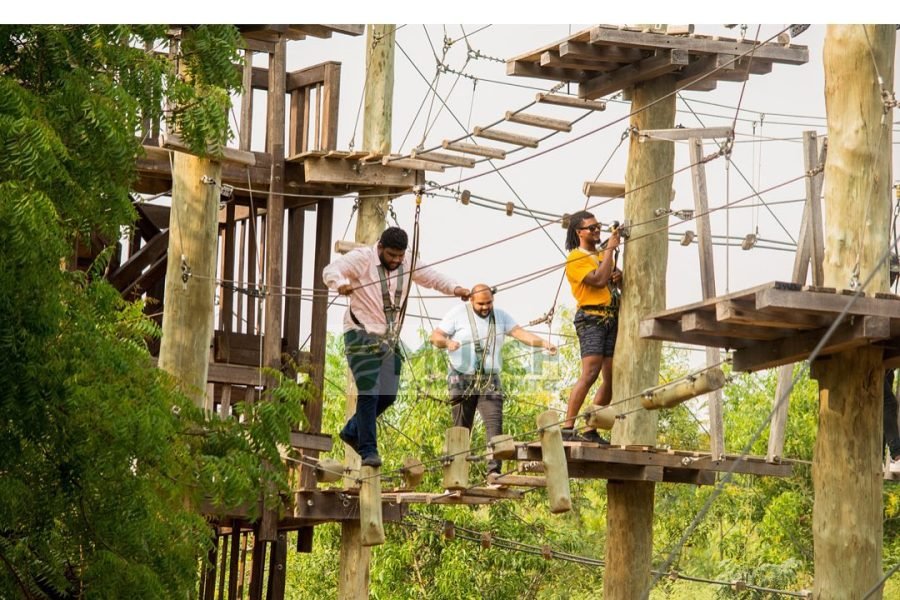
[323,227,469,467]
[430,284,557,477]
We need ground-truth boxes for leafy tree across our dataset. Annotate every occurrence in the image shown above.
[0,25,303,599]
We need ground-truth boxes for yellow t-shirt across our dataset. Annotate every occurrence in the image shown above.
[566,248,612,313]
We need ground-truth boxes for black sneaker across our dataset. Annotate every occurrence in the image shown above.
[561,428,588,442]
[339,429,359,453]
[361,454,382,468]
[582,429,610,445]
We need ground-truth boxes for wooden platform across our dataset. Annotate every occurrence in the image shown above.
[517,441,790,484]
[285,150,426,195]
[506,25,808,99]
[640,281,900,372]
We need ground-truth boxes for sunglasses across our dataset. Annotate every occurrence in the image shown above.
[578,224,602,233]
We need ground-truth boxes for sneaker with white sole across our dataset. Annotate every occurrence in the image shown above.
[890,457,900,474]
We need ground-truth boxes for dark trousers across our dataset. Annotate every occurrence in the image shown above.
[449,372,504,474]
[885,370,900,460]
[341,329,403,459]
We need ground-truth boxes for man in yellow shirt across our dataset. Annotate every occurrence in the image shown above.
[562,210,621,443]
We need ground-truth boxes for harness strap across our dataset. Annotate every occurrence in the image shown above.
[377,263,404,337]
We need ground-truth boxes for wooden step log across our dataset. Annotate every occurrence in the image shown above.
[334,240,367,255]
[410,149,476,168]
[583,181,626,198]
[489,473,547,488]
[400,457,425,490]
[537,411,571,514]
[315,457,345,483]
[536,92,607,111]
[442,427,470,490]
[638,126,733,142]
[641,368,727,410]
[473,126,539,148]
[359,465,384,546]
[489,434,517,460]
[585,406,618,430]
[505,111,572,132]
[442,140,507,160]
[381,155,445,172]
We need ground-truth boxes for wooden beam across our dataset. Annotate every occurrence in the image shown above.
[755,287,900,320]
[506,60,592,82]
[732,316,890,372]
[334,240,366,254]
[583,181,626,198]
[682,310,789,340]
[109,230,170,291]
[640,126,733,142]
[589,26,810,65]
[472,127,540,148]
[579,49,689,100]
[302,157,421,188]
[293,491,404,522]
[558,41,646,63]
[381,156,445,172]
[565,462,664,482]
[639,317,747,349]
[441,140,507,159]
[540,51,614,72]
[716,298,830,329]
[535,92,607,111]
[289,431,334,453]
[505,111,572,132]
[160,132,258,167]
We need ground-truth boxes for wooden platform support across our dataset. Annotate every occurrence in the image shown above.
[689,136,725,458]
[641,368,726,410]
[812,25,894,600]
[605,70,676,600]
[537,411,571,513]
[359,466,384,546]
[442,427,471,490]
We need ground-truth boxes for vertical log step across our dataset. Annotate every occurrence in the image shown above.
[442,427,471,490]
[359,466,384,546]
[537,411,571,514]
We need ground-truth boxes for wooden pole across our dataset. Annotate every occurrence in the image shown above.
[158,151,222,408]
[359,466,385,546]
[338,23,395,600]
[812,24,893,600]
[767,132,827,462]
[442,427,471,490]
[537,411,571,514]
[688,137,725,458]
[604,74,676,600]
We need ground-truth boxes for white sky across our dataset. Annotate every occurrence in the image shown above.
[270,24,900,356]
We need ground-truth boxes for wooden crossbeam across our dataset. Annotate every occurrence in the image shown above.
[755,287,900,320]
[639,317,748,350]
[539,51,614,72]
[579,49,690,100]
[716,299,830,330]
[682,311,788,340]
[334,240,366,255]
[505,111,572,132]
[639,126,733,142]
[442,140,507,159]
[160,132,259,167]
[583,181,626,198]
[506,60,592,82]
[558,41,646,63]
[675,53,735,88]
[302,156,421,188]
[289,431,334,453]
[472,127,540,148]
[409,150,476,168]
[536,92,607,111]
[110,231,169,291]
[732,316,891,372]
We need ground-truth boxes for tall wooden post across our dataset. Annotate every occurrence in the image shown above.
[157,160,221,406]
[605,75,675,600]
[812,25,894,600]
[767,131,826,462]
[688,137,724,458]
[338,23,395,600]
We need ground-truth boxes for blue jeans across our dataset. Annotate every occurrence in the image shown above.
[341,329,403,459]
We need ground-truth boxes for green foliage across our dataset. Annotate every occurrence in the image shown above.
[0,24,302,599]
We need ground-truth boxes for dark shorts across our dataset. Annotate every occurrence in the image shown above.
[574,309,618,358]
